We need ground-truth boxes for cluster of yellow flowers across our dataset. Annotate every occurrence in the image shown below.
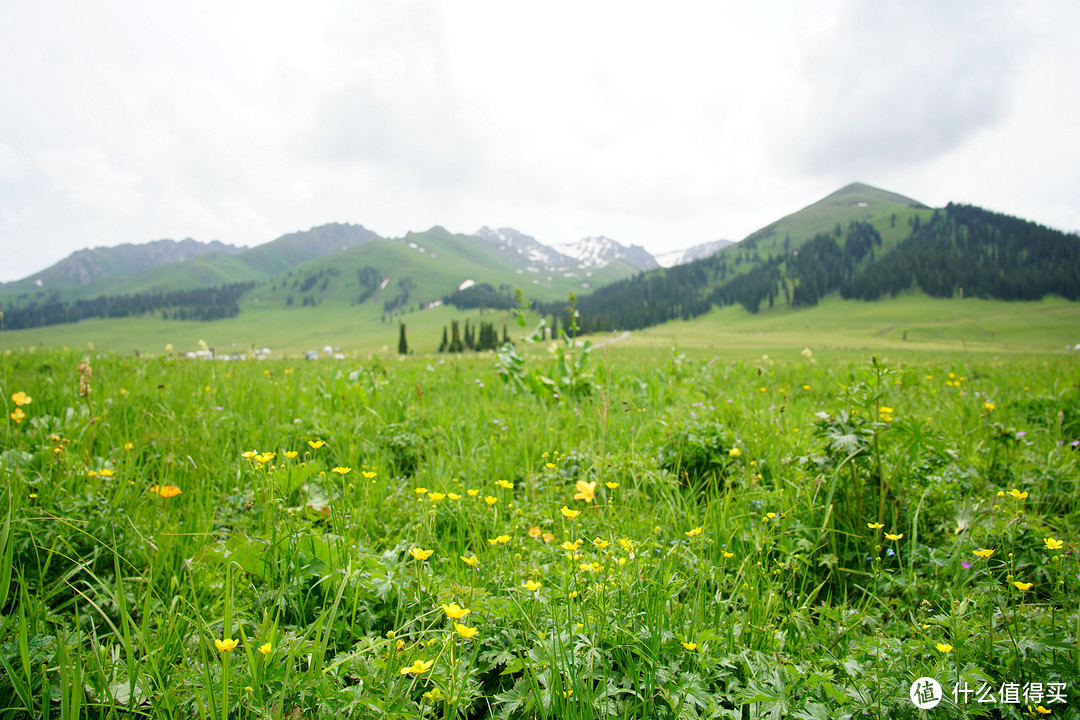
[9,391,31,424]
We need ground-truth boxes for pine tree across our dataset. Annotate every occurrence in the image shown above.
[398,323,409,355]
[438,326,448,352]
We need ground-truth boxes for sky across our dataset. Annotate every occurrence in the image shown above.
[2,0,1079,282]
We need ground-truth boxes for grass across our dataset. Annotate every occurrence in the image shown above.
[1,333,1078,718]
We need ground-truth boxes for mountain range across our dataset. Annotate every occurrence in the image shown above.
[1,181,1076,342]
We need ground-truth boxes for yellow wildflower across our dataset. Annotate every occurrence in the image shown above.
[936,643,953,653]
[362,470,376,479]
[1013,581,1032,591]
[308,440,325,449]
[867,522,884,530]
[332,467,350,476]
[11,392,32,406]
[215,638,238,653]
[460,555,479,566]
[484,495,498,505]
[528,526,542,538]
[1007,488,1028,500]
[284,451,298,459]
[1044,537,1064,550]
[124,442,134,450]
[884,533,903,541]
[973,548,995,559]
[560,506,581,519]
[605,482,619,489]
[685,527,703,537]
[983,402,995,412]
[9,408,26,424]
[151,484,182,498]
[467,489,479,497]
[593,537,610,549]
[574,480,597,503]
[496,479,514,489]
[399,659,433,675]
[454,623,478,639]
[447,493,462,500]
[722,551,735,559]
[728,447,741,457]
[258,642,272,655]
[490,535,510,545]
[681,641,698,651]
[409,548,433,561]
[415,487,427,495]
[428,492,445,502]
[523,579,542,592]
[441,603,470,620]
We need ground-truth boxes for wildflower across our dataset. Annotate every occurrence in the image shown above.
[447,493,462,500]
[441,603,470,619]
[484,495,498,505]
[496,479,514,489]
[1007,488,1028,500]
[728,447,741,457]
[1044,537,1063,550]
[409,548,433,561]
[151,484,182,498]
[605,482,619,490]
[9,408,25,424]
[681,641,698,651]
[983,402,995,412]
[542,532,555,543]
[428,492,445,502]
[308,440,325,449]
[936,643,953,653]
[685,527,703,537]
[523,579,542,592]
[528,526,542,538]
[593,537,610,549]
[561,540,581,552]
[258,642,272,655]
[762,512,777,521]
[722,551,735,559]
[803,384,811,390]
[284,451,298,459]
[973,548,995,559]
[256,453,275,464]
[124,442,134,450]
[1032,706,1051,715]
[454,623,479,639]
[11,391,31,406]
[460,555,479,566]
[332,467,350,476]
[867,522,884,530]
[422,688,443,702]
[574,480,596,503]
[399,659,433,675]
[1013,581,1032,591]
[362,470,376,479]
[467,489,479,497]
[884,533,903,541]
[561,506,581,519]
[490,535,510,545]
[545,462,556,469]
[215,638,239,653]
[242,450,258,459]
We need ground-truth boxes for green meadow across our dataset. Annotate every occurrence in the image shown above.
[1,314,1079,718]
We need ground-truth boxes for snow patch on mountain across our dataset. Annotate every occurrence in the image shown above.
[655,240,733,268]
[554,237,659,272]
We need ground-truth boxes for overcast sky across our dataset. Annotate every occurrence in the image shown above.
[2,1,1079,282]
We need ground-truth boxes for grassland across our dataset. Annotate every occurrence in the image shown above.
[1,329,1078,718]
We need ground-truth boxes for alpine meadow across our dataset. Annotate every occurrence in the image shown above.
[2,183,1080,719]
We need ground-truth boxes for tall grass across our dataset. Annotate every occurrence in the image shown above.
[0,346,1077,718]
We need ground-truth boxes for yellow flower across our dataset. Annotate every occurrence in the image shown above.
[1013,581,1032,591]
[361,470,376,479]
[9,408,26,424]
[605,482,619,489]
[409,548,433,561]
[523,579,542,592]
[561,541,579,552]
[867,522,884,530]
[935,642,953,653]
[441,603,470,620]
[99,468,114,478]
[722,551,735,559]
[574,480,597,503]
[983,402,995,412]
[256,452,275,464]
[973,548,995,559]
[685,527,703,537]
[484,495,498,505]
[258,642,272,655]
[151,484,182,498]
[490,535,510,545]
[1044,537,1064,550]
[284,451,298,459]
[422,688,443,702]
[542,532,555,543]
[428,492,445,502]
[545,462,556,469]
[1033,706,1051,715]
[496,479,514,489]
[242,450,257,459]
[447,493,462,500]
[215,638,239,653]
[560,506,581,519]
[399,659,433,675]
[308,440,325,449]
[878,406,893,414]
[467,489,479,497]
[332,466,350,476]
[454,623,478,639]
[460,555,479,567]
[728,447,741,457]
[124,442,134,450]
[11,391,32,406]
[884,533,903,541]
[1007,488,1028,500]
[681,641,698,651]
[528,526,542,538]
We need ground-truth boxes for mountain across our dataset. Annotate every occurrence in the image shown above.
[655,240,733,268]
[5,238,246,289]
[237,222,381,275]
[553,236,659,272]
[473,227,577,271]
